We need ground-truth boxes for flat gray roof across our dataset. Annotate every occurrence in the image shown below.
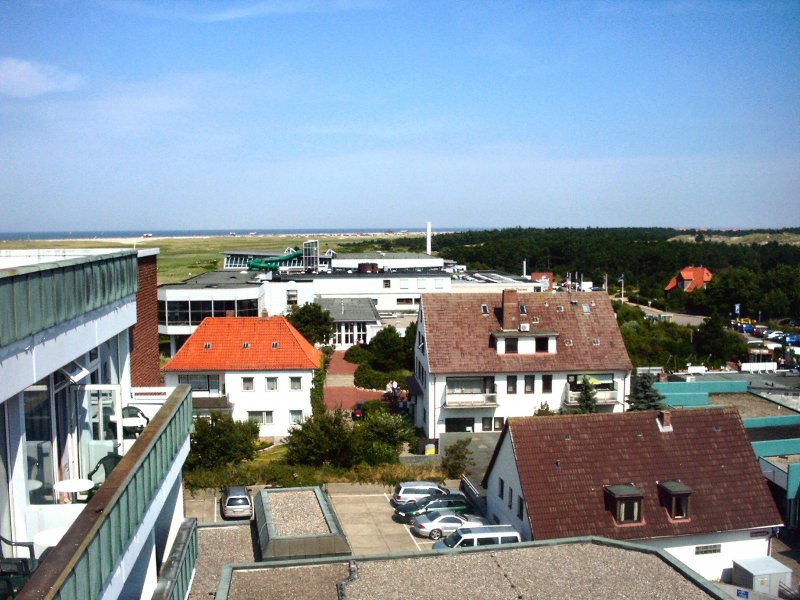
[317,298,380,323]
[219,539,724,600]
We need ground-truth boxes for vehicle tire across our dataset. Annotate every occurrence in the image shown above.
[429,529,442,540]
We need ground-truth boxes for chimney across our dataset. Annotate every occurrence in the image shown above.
[260,309,269,319]
[426,221,432,255]
[502,289,519,330]
[658,410,673,432]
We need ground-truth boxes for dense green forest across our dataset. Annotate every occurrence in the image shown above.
[341,228,800,321]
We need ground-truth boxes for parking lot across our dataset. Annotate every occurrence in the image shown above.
[184,481,460,556]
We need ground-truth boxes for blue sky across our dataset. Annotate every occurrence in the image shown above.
[1,1,798,232]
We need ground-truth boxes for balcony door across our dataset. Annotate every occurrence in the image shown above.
[71,385,121,481]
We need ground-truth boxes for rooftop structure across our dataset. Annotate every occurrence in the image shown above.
[665,265,713,293]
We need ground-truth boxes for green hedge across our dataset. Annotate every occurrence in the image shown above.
[353,364,410,391]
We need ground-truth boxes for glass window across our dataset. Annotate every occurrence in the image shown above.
[157,300,166,325]
[482,417,493,431]
[236,298,258,317]
[266,377,278,391]
[617,499,641,523]
[263,411,273,424]
[286,289,298,306]
[542,375,553,393]
[695,544,721,555]
[535,337,548,352]
[24,378,54,504]
[247,411,262,424]
[494,417,504,430]
[505,338,518,354]
[213,300,236,317]
[242,377,254,391]
[507,375,517,394]
[524,375,535,393]
[167,300,190,325]
[417,279,426,289]
[447,377,492,394]
[178,374,220,393]
[290,377,302,391]
[190,300,212,326]
[499,478,505,499]
[507,487,513,508]
[400,279,409,289]
[517,496,524,520]
[289,410,303,424]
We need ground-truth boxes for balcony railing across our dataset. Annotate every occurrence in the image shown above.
[0,251,139,347]
[566,388,620,405]
[152,518,198,600]
[18,384,193,600]
[444,392,498,408]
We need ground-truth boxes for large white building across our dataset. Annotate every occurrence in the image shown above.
[0,249,195,600]
[163,316,321,440]
[411,289,633,439]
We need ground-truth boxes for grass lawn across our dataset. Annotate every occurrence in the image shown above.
[1,232,426,284]
[251,443,288,465]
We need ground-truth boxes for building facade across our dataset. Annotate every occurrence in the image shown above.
[162,316,320,439]
[412,289,633,438]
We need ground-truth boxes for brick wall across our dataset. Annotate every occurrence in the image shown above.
[131,253,161,386]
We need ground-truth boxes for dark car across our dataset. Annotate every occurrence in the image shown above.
[394,493,469,523]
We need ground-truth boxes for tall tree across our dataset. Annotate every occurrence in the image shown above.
[287,302,335,345]
[627,374,666,411]
[576,376,598,414]
[367,325,406,372]
[186,414,258,470]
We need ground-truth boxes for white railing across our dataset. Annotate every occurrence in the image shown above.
[444,392,498,408]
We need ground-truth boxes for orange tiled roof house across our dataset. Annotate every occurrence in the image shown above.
[411,289,633,439]
[664,266,713,294]
[481,408,782,581]
[163,316,320,439]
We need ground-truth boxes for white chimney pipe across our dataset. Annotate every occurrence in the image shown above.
[426,221,432,255]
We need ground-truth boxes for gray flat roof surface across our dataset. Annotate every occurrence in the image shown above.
[224,542,721,600]
[159,270,257,289]
[708,393,800,419]
[268,489,330,537]
[318,297,380,322]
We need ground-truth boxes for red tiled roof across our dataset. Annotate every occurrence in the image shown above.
[421,291,632,374]
[665,266,713,292]
[163,317,320,372]
[486,408,781,541]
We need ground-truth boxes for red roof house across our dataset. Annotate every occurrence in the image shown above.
[665,266,713,293]
[163,316,320,438]
[481,408,782,580]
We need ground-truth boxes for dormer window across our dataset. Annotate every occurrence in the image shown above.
[531,316,539,324]
[565,339,573,346]
[556,305,564,313]
[605,484,644,524]
[592,338,600,346]
[481,304,489,316]
[658,480,692,520]
[505,337,518,354]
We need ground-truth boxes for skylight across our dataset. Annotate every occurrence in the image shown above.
[203,342,212,350]
[519,303,527,314]
[481,304,489,315]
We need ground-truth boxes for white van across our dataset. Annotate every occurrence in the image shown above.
[432,525,521,550]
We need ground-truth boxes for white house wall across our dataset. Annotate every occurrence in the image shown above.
[484,433,531,539]
[0,296,136,400]
[642,529,774,582]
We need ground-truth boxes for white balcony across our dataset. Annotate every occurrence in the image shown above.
[444,392,499,408]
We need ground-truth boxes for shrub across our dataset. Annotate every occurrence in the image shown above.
[354,364,409,391]
[344,344,372,365]
[186,414,259,471]
[441,439,475,478]
[284,409,354,468]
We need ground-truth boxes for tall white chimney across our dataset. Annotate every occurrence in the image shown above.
[426,221,432,255]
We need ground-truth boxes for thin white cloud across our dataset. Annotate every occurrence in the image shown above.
[0,58,84,99]
[100,0,382,23]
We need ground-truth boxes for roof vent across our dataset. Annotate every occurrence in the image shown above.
[592,338,600,346]
[531,316,540,324]
[556,305,564,313]
[203,342,212,350]
[564,434,571,441]
[272,341,279,349]
[565,339,573,346]
[243,342,250,349]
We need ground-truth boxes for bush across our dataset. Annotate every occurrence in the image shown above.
[352,410,415,466]
[185,414,259,471]
[441,439,475,478]
[354,364,409,391]
[344,344,372,365]
[284,409,354,468]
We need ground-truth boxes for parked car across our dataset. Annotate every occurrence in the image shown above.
[220,486,253,519]
[391,481,451,506]
[767,331,784,340]
[432,525,521,550]
[351,403,364,421]
[394,493,469,523]
[410,511,489,539]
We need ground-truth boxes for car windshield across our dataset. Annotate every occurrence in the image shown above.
[426,511,443,521]
[442,530,463,548]
[227,497,249,506]
[416,497,434,508]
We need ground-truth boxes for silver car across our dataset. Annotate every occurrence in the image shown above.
[221,486,253,519]
[410,510,489,540]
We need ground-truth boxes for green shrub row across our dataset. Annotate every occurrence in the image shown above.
[353,363,410,391]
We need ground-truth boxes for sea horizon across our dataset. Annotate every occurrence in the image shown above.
[0,227,471,241]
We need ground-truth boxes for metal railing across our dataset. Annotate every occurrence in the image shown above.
[443,392,498,408]
[18,385,193,600]
[0,251,138,347]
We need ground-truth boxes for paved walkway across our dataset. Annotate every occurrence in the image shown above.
[324,351,383,410]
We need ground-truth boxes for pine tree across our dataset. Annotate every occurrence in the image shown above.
[627,374,666,411]
[576,376,598,414]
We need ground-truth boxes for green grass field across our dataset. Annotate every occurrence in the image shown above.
[1,232,425,284]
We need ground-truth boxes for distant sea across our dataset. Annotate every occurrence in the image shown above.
[0,227,467,241]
